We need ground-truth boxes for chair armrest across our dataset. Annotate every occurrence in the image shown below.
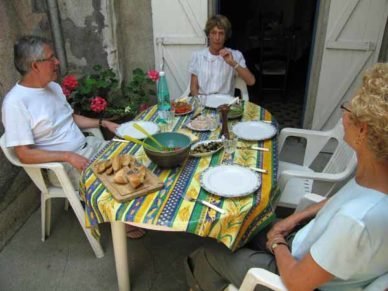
[239,268,286,291]
[278,128,335,166]
[20,161,64,170]
[295,193,326,212]
[82,127,105,140]
[278,169,350,189]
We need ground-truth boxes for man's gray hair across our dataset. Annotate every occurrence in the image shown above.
[14,35,51,75]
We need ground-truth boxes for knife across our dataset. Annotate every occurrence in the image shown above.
[237,146,269,152]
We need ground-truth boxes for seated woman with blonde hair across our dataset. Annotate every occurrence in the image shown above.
[185,63,388,290]
[189,14,255,96]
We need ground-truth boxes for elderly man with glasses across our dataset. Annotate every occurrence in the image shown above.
[1,35,119,188]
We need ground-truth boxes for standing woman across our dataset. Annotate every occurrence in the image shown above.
[189,15,255,96]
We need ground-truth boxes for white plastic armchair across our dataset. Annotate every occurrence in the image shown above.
[226,194,388,291]
[227,269,388,291]
[0,134,104,258]
[179,76,249,101]
[277,119,357,208]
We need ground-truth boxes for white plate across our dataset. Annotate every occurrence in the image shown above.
[116,121,159,140]
[200,165,261,197]
[205,94,234,109]
[190,139,224,157]
[232,121,277,141]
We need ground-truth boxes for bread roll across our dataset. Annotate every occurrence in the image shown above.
[112,155,122,172]
[121,155,136,167]
[128,165,146,188]
[113,167,129,184]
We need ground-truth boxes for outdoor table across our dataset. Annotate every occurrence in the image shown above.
[80,101,279,291]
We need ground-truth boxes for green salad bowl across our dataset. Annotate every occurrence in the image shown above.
[143,132,192,168]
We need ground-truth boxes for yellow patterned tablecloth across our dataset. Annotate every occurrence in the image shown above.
[80,101,279,251]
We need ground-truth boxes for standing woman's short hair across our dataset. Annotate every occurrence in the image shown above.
[14,35,50,75]
[204,15,232,40]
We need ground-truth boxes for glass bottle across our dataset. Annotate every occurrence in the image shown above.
[157,71,171,114]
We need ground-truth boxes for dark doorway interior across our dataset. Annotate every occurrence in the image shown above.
[219,0,317,128]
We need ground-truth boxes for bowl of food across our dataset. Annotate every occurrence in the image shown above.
[143,132,192,168]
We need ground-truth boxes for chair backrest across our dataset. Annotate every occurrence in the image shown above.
[0,134,51,193]
[0,134,24,167]
[180,76,249,101]
[234,76,249,101]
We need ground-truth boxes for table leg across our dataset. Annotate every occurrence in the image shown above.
[111,221,130,291]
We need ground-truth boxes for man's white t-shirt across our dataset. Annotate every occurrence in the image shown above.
[188,47,247,96]
[292,179,388,290]
[2,81,85,151]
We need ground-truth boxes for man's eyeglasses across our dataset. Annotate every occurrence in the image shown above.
[340,102,352,113]
[35,55,57,63]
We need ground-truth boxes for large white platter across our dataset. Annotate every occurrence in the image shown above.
[116,121,159,140]
[200,165,261,197]
[205,94,234,109]
[232,121,277,141]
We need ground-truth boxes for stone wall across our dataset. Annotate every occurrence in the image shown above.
[0,0,51,250]
[0,0,154,250]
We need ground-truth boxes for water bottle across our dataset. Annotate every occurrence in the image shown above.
[157,71,171,120]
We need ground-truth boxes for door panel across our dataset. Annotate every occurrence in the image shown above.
[151,0,208,99]
[311,0,388,129]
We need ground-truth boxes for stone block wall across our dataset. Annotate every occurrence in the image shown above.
[0,0,154,250]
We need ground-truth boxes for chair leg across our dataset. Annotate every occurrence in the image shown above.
[41,193,46,242]
[41,193,51,242]
[66,194,104,258]
[64,199,69,211]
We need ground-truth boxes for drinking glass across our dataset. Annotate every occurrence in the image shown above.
[159,108,175,132]
[197,95,207,112]
[223,134,238,164]
[209,112,220,131]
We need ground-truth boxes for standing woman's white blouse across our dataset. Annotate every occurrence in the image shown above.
[188,47,247,96]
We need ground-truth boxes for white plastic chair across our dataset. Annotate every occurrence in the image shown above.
[179,76,249,101]
[277,119,357,208]
[226,269,388,291]
[226,194,388,291]
[0,133,104,258]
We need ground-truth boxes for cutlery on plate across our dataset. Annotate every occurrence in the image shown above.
[249,166,268,174]
[182,194,226,214]
[227,97,240,107]
[237,146,269,152]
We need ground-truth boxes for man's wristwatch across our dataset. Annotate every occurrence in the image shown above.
[271,241,288,254]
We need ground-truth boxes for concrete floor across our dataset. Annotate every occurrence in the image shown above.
[0,198,220,291]
[0,137,334,291]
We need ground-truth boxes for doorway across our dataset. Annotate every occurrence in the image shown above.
[219,0,318,128]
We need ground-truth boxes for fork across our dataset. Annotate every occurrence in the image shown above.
[181,194,226,214]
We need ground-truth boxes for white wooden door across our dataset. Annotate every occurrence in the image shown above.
[311,0,388,129]
[151,0,208,99]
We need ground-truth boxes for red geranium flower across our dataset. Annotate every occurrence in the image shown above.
[90,96,108,113]
[147,70,159,82]
[62,75,79,91]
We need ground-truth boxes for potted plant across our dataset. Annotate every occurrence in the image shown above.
[61,65,159,121]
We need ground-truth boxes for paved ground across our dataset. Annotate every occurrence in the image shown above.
[0,198,220,291]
